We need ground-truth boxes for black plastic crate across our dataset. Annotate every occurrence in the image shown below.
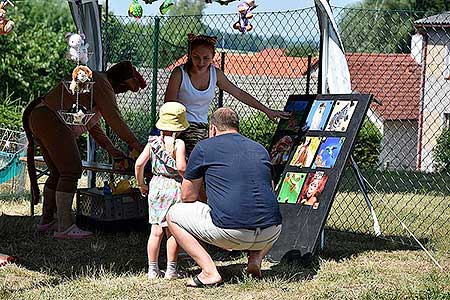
[76,188,148,222]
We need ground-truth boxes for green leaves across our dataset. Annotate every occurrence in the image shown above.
[0,0,75,107]
[433,128,450,172]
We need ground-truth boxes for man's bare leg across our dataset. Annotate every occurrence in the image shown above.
[167,215,222,285]
[247,244,273,278]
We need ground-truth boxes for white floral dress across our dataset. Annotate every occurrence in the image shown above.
[146,136,182,226]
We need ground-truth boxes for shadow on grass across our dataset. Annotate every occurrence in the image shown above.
[1,213,425,285]
[0,213,150,278]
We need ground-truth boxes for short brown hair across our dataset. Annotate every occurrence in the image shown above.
[210,107,239,131]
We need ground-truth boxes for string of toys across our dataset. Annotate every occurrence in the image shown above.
[59,3,95,126]
[127,0,258,34]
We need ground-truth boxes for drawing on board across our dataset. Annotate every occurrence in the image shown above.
[305,100,334,131]
[278,100,310,132]
[325,100,357,132]
[312,137,345,169]
[277,172,307,204]
[270,135,295,166]
[298,171,329,209]
[289,136,321,168]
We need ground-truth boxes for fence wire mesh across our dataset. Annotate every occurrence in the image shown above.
[101,6,450,251]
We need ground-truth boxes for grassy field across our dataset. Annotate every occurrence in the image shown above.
[1,194,449,300]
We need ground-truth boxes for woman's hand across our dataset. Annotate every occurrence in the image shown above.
[138,184,149,197]
[265,109,292,122]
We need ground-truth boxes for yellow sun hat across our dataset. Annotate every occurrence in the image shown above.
[155,102,190,132]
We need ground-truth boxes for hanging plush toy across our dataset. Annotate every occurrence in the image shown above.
[0,0,14,36]
[159,0,174,15]
[65,32,89,64]
[128,0,143,20]
[233,0,257,34]
[69,65,93,95]
[143,0,158,4]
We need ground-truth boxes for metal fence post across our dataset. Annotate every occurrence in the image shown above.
[151,16,160,128]
[218,52,226,108]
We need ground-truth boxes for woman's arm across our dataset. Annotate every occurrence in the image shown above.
[135,143,151,196]
[88,123,126,158]
[164,67,182,102]
[175,139,187,177]
[216,68,291,121]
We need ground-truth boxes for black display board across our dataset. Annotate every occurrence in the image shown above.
[268,94,373,262]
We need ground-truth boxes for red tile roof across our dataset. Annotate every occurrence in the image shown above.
[167,48,318,78]
[347,53,422,121]
[167,50,422,121]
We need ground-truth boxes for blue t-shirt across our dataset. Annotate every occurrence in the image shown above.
[184,133,282,229]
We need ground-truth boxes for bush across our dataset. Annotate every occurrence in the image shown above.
[239,112,277,149]
[0,89,23,130]
[0,0,75,106]
[433,127,450,172]
[352,120,382,169]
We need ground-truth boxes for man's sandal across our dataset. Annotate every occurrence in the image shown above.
[53,224,94,240]
[186,275,223,288]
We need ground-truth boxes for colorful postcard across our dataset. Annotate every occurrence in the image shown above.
[312,137,345,169]
[325,100,357,132]
[289,136,321,168]
[305,100,334,131]
[278,101,310,132]
[298,171,329,209]
[270,135,295,166]
[277,172,307,204]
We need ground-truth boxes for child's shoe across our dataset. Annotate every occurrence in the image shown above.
[147,269,163,279]
[164,270,182,280]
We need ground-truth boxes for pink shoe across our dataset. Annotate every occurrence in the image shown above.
[36,219,57,232]
[53,224,94,240]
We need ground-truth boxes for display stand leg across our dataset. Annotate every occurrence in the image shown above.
[349,155,381,236]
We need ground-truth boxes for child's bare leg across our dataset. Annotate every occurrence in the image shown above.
[147,224,164,278]
[164,227,180,279]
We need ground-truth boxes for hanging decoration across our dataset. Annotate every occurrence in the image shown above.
[65,32,89,65]
[232,0,257,34]
[0,0,14,35]
[128,0,144,20]
[159,0,174,15]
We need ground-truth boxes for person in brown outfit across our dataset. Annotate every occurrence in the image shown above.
[23,61,146,239]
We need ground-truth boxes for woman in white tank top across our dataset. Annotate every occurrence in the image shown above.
[164,33,290,155]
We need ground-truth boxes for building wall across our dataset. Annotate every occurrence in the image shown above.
[380,120,418,170]
[420,29,450,172]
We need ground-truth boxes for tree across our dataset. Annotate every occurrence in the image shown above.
[0,0,75,107]
[339,0,448,54]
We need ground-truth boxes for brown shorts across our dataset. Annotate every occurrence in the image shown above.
[178,122,208,157]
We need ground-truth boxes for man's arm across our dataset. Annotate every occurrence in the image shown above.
[181,177,203,203]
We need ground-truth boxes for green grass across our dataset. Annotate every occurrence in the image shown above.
[1,197,449,300]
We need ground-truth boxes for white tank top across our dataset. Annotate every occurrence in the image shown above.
[177,64,217,123]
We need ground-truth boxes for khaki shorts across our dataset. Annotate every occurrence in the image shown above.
[168,201,282,251]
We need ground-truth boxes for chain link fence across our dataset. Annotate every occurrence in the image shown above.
[101,6,450,252]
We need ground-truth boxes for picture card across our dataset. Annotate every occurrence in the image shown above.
[305,100,334,131]
[270,135,296,166]
[278,101,310,132]
[298,171,329,209]
[289,136,321,168]
[312,137,345,169]
[277,172,307,204]
[325,100,357,132]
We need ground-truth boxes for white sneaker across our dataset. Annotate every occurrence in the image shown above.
[147,269,163,279]
[164,270,182,280]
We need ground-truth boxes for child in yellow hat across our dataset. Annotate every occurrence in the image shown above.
[135,102,190,279]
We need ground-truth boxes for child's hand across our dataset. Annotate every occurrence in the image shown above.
[138,184,148,197]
